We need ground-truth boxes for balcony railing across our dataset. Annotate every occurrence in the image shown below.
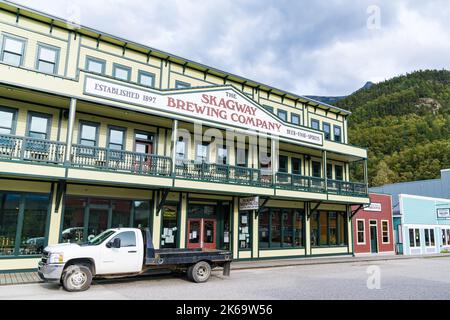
[0,134,368,197]
[175,161,273,188]
[276,172,326,193]
[70,144,172,176]
[0,134,66,164]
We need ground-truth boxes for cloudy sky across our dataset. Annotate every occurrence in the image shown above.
[11,0,450,96]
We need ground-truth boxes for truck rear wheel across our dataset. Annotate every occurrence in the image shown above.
[188,261,211,283]
[62,265,92,292]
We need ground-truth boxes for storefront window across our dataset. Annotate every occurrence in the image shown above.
[311,210,347,247]
[357,220,365,244]
[111,200,132,228]
[310,212,319,246]
[133,201,150,229]
[382,221,390,243]
[409,228,420,247]
[319,211,328,245]
[239,212,251,249]
[328,212,337,245]
[282,210,293,247]
[447,230,450,245]
[258,209,270,248]
[338,212,347,246]
[0,192,50,257]
[294,210,304,247]
[271,209,282,248]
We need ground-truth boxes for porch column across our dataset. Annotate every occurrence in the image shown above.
[363,158,369,194]
[171,119,178,176]
[47,183,63,245]
[323,150,328,192]
[271,137,278,185]
[65,98,77,164]
[233,197,239,259]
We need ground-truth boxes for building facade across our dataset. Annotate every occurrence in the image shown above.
[351,193,394,255]
[0,1,369,272]
[395,194,450,255]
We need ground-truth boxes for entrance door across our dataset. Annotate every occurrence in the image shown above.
[370,223,378,253]
[187,218,217,249]
[135,132,153,173]
[161,205,178,248]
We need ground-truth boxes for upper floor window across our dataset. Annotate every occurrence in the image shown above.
[236,147,248,167]
[108,126,126,151]
[86,57,106,74]
[0,107,17,134]
[217,146,228,165]
[175,80,191,89]
[323,122,331,140]
[277,110,287,122]
[279,155,288,173]
[334,125,342,143]
[138,71,155,88]
[1,35,25,66]
[291,113,300,126]
[176,139,187,162]
[263,105,274,114]
[36,44,59,74]
[27,112,52,140]
[312,161,321,178]
[195,142,209,162]
[79,122,99,147]
[311,119,320,131]
[113,64,131,81]
[335,165,344,181]
[292,158,302,175]
[326,163,333,180]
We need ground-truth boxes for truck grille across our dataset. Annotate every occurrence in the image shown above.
[41,250,49,264]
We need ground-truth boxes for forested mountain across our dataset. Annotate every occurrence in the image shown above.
[334,70,450,187]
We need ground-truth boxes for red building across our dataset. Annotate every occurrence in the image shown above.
[352,193,395,255]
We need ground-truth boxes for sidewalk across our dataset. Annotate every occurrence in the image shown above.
[1,253,449,286]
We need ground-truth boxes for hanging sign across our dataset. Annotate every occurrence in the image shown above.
[437,208,450,219]
[363,202,382,212]
[239,196,259,211]
[84,76,323,146]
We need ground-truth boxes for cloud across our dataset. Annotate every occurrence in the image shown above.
[10,0,450,96]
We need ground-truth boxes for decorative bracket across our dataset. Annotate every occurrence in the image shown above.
[55,180,67,213]
[308,201,322,219]
[156,189,170,216]
[350,204,365,220]
[256,197,270,218]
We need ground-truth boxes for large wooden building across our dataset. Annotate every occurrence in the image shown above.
[0,0,369,272]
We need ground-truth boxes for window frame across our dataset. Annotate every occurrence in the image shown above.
[0,33,26,66]
[312,160,322,178]
[335,165,344,181]
[216,145,228,165]
[113,63,132,82]
[333,125,342,143]
[78,120,100,147]
[107,125,127,151]
[195,141,209,162]
[138,70,156,88]
[263,105,274,114]
[35,43,60,75]
[175,80,191,89]
[277,109,287,122]
[291,157,302,175]
[311,119,320,131]
[323,122,331,140]
[278,155,288,173]
[85,56,106,75]
[235,147,248,167]
[356,219,366,245]
[291,113,300,126]
[0,106,18,135]
[381,220,390,244]
[26,111,52,140]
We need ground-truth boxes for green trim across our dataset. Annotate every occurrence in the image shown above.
[112,63,131,82]
[138,70,156,88]
[236,252,353,262]
[85,55,106,75]
[0,268,38,274]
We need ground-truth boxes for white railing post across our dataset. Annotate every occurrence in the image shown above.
[65,98,77,164]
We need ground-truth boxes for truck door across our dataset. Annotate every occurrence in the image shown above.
[98,231,142,274]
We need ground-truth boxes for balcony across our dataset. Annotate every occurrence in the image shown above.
[0,134,368,198]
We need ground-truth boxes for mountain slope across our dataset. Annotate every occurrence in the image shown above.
[334,70,450,187]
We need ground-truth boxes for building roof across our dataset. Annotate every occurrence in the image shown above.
[0,0,351,116]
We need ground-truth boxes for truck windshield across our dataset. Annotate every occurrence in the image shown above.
[87,230,116,246]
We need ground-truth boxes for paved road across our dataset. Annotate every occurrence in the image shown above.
[1,257,450,300]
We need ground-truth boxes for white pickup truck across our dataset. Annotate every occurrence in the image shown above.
[38,228,232,292]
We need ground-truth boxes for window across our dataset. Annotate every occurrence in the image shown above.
[357,220,365,244]
[111,231,136,247]
[311,119,320,131]
[323,122,331,140]
[278,110,287,122]
[258,208,270,248]
[291,113,300,125]
[217,146,228,165]
[334,125,342,143]
[238,212,251,249]
[279,155,288,173]
[312,161,322,178]
[311,211,347,247]
[294,210,304,247]
[442,229,450,246]
[271,209,281,248]
[424,229,435,247]
[108,126,126,151]
[409,228,420,247]
[195,142,209,162]
[292,158,302,175]
[138,71,155,88]
[175,80,191,89]
[36,44,59,74]
[111,200,132,228]
[176,139,187,163]
[79,122,99,147]
[259,151,271,174]
[0,192,50,256]
[335,165,344,181]
[236,147,248,167]
[27,112,51,140]
[263,105,274,114]
[113,64,131,81]
[85,57,106,74]
[1,35,25,66]
[327,163,333,180]
[258,208,304,248]
[310,212,319,246]
[0,107,17,134]
[382,221,390,243]
[133,201,151,229]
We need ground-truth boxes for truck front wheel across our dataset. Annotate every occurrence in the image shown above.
[62,265,92,292]
[188,261,211,283]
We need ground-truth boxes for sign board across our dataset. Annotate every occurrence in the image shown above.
[363,202,382,212]
[239,196,259,211]
[84,76,323,146]
[437,208,450,219]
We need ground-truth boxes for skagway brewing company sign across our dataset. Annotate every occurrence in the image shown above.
[84,76,323,145]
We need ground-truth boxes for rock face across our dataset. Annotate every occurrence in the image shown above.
[305,81,375,105]
[415,98,442,114]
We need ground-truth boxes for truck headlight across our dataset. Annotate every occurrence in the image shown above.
[48,253,64,264]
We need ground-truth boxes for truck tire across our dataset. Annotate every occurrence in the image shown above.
[62,265,93,292]
[188,261,211,283]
